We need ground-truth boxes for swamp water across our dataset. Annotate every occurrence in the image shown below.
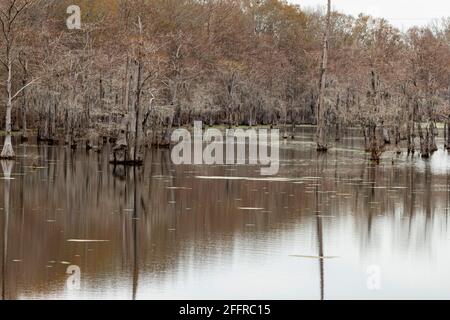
[1,127,450,299]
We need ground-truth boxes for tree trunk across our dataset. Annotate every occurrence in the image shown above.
[316,0,331,152]
[290,100,296,139]
[13,100,19,132]
[110,17,145,166]
[335,94,340,141]
[133,58,143,163]
[20,73,28,142]
[1,55,15,159]
[395,125,401,154]
[447,119,450,150]
[369,125,382,163]
[363,127,371,152]
[445,122,448,150]
[383,127,391,144]
[407,103,415,155]
[418,122,430,158]
[429,121,438,153]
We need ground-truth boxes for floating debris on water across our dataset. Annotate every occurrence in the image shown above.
[196,176,297,182]
[67,239,110,243]
[289,255,339,259]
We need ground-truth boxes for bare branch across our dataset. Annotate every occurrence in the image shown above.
[11,76,42,101]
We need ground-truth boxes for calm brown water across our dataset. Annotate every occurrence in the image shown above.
[2,128,450,300]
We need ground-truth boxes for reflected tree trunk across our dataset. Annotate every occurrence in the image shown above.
[132,167,140,300]
[314,154,326,300]
[1,160,13,300]
[315,188,325,301]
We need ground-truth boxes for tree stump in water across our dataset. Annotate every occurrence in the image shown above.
[110,137,127,164]
[317,144,328,152]
[0,135,15,160]
[85,131,103,153]
[109,135,144,166]
[383,128,391,144]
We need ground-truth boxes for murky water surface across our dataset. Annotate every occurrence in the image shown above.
[2,127,450,300]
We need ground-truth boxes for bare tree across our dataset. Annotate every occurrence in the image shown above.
[0,0,40,158]
[316,0,331,152]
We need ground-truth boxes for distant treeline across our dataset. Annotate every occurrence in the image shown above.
[1,0,450,162]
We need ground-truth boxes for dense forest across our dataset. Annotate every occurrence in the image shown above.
[1,0,450,164]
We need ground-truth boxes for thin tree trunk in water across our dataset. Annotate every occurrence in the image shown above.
[290,99,296,139]
[418,122,424,155]
[111,17,144,166]
[162,115,173,146]
[335,94,340,141]
[407,120,414,154]
[383,127,390,144]
[20,70,28,142]
[445,122,448,150]
[1,51,15,159]
[363,127,370,152]
[426,125,432,157]
[13,99,19,132]
[12,58,20,132]
[283,105,288,139]
[447,119,450,150]
[124,58,130,112]
[132,16,145,164]
[52,102,57,143]
[367,70,384,162]
[134,60,142,162]
[370,125,382,163]
[407,101,415,155]
[44,100,50,141]
[47,98,57,145]
[316,0,331,152]
[64,106,70,145]
[447,86,450,150]
[429,121,438,153]
[418,122,430,158]
[395,125,401,154]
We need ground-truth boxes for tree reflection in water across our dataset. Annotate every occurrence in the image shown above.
[0,129,449,299]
